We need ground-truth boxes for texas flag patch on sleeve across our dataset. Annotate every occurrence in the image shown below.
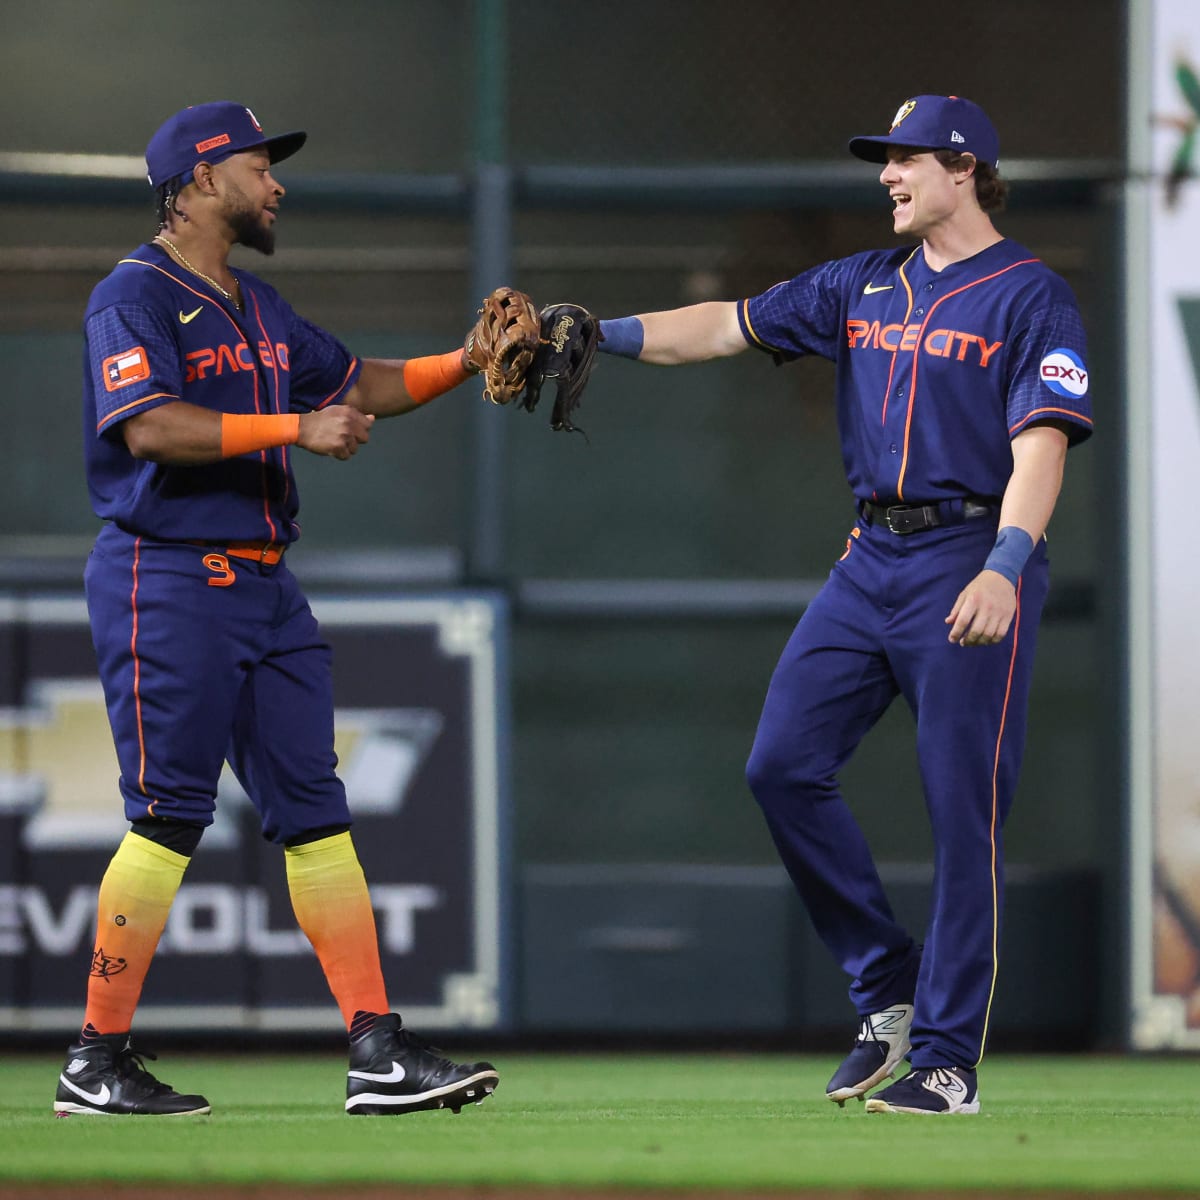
[102,345,151,391]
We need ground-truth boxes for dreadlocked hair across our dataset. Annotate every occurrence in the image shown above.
[154,175,187,232]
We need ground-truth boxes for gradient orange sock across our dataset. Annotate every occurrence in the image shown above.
[285,831,389,1027]
[82,832,190,1034]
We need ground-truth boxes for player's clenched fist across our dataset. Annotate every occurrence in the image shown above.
[297,407,375,459]
[945,570,1017,646]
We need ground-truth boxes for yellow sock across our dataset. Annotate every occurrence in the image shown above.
[285,831,389,1027]
[83,832,189,1034]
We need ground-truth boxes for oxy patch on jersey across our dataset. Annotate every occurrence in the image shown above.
[1039,348,1088,398]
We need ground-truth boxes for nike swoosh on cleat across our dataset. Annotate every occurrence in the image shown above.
[347,1061,407,1084]
[179,307,203,324]
[58,1075,111,1106]
[863,283,894,294]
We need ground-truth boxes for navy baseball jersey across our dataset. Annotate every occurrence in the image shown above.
[82,242,361,543]
[736,238,1092,504]
[739,236,1093,1072]
[80,243,359,840]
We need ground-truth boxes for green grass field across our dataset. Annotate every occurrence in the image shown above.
[2,1052,1198,1194]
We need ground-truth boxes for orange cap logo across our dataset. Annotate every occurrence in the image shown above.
[195,133,232,154]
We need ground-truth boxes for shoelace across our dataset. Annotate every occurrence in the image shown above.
[397,1027,457,1073]
[854,1015,880,1047]
[928,1068,963,1090]
[899,1067,963,1093]
[113,1046,176,1097]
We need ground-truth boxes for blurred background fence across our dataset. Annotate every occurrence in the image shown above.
[0,0,1127,1045]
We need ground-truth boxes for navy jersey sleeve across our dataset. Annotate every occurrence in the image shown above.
[737,258,849,362]
[1004,302,1094,444]
[87,303,181,437]
[285,310,362,411]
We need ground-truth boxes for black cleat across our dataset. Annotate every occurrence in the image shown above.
[53,1034,210,1116]
[345,1013,499,1116]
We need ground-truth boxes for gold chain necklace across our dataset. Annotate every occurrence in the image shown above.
[153,235,238,303]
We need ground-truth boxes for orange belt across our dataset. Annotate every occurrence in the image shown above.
[190,539,286,565]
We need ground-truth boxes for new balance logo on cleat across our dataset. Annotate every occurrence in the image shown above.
[345,1013,499,1116]
[865,1065,980,1115]
[826,1003,913,1106]
[52,1034,210,1116]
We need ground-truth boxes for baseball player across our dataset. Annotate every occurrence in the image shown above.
[591,96,1092,1114]
[55,102,507,1117]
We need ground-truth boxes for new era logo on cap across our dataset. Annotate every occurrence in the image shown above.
[145,101,306,190]
[848,95,1000,168]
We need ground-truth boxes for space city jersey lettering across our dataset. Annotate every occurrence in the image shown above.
[184,341,292,381]
[845,320,1003,366]
[736,238,1093,504]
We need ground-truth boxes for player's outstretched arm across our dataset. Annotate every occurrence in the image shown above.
[945,423,1070,646]
[344,353,472,419]
[601,301,747,366]
[345,286,541,416]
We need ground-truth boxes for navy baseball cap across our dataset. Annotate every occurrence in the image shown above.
[145,101,306,189]
[848,95,999,169]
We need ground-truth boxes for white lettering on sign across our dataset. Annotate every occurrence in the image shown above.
[0,884,443,957]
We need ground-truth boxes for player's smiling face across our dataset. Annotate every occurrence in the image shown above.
[214,149,284,255]
[879,147,964,240]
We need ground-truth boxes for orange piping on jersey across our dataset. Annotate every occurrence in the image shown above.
[896,258,1039,501]
[878,248,920,427]
[97,393,179,432]
[117,259,247,342]
[1009,406,1094,434]
[313,358,361,410]
[129,536,158,815]
[234,293,278,544]
[119,255,279,541]
[249,290,291,511]
[976,579,1022,1067]
[253,369,279,543]
[740,299,784,353]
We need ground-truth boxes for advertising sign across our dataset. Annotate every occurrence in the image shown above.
[1127,0,1200,1048]
[0,594,507,1032]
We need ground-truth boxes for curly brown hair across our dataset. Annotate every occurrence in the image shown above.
[934,149,1008,213]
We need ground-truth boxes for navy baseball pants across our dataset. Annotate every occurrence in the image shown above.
[85,523,350,844]
[746,514,1049,1068]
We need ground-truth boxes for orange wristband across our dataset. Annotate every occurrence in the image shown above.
[402,350,471,405]
[220,413,301,458]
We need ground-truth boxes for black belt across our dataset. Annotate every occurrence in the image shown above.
[860,497,996,535]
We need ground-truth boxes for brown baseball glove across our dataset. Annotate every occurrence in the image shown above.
[464,286,541,404]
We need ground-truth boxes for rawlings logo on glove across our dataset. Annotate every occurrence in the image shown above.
[519,303,604,434]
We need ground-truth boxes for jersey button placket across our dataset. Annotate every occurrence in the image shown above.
[882,366,912,490]
[891,383,904,454]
